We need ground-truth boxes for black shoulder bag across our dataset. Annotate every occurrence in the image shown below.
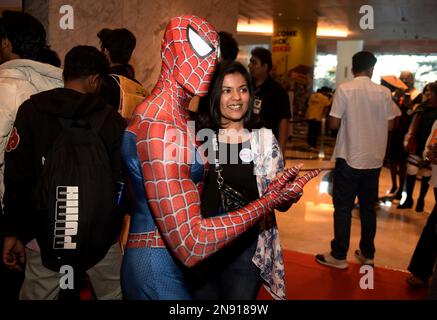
[213,133,251,213]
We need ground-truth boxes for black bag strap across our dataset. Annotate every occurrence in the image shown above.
[212,133,225,188]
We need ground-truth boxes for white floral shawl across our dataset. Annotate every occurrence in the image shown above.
[250,128,286,300]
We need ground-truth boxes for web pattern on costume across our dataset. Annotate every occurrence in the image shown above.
[127,15,319,267]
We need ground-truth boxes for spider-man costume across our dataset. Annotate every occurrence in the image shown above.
[121,15,320,300]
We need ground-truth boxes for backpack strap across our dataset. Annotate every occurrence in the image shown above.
[109,74,122,93]
[109,73,141,92]
[56,105,112,133]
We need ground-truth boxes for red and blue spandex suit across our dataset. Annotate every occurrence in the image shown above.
[120,15,319,299]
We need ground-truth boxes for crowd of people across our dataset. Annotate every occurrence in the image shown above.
[308,53,437,297]
[0,10,436,301]
[0,11,318,301]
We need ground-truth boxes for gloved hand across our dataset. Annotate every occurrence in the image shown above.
[264,168,321,210]
[264,164,303,195]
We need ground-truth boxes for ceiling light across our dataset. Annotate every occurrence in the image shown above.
[316,28,349,38]
[237,20,273,34]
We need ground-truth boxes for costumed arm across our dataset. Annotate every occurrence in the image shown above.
[137,121,319,267]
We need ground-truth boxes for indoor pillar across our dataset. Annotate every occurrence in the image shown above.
[271,19,317,118]
[335,40,363,85]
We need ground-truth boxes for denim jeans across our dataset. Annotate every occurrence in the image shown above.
[189,225,261,300]
[331,158,381,260]
[307,120,321,148]
[428,262,437,300]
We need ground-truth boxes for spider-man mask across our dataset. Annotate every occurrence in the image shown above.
[161,15,220,97]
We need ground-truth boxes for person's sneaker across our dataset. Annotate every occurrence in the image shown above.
[354,250,374,266]
[397,198,413,209]
[406,275,428,289]
[315,253,348,269]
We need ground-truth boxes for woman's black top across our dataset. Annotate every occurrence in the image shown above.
[201,140,259,218]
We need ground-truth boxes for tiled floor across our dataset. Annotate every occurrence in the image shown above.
[278,125,432,271]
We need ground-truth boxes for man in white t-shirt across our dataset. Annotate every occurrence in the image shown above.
[316,51,400,269]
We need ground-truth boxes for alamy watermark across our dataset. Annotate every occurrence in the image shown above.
[359,265,374,290]
[59,5,74,30]
[59,4,375,32]
[359,5,374,30]
[161,121,274,172]
[59,265,74,290]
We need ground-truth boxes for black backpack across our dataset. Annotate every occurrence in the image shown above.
[34,107,120,272]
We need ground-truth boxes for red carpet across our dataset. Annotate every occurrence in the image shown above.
[80,249,429,300]
[257,250,428,300]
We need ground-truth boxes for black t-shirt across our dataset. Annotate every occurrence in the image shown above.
[201,140,259,218]
[416,107,437,156]
[254,76,292,139]
[198,140,260,274]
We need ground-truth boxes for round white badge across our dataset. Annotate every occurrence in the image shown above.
[239,148,253,163]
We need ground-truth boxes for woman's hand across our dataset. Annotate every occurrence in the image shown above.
[426,144,437,165]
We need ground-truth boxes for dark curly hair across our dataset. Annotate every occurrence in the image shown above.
[0,10,48,61]
[63,46,109,81]
[97,28,136,65]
